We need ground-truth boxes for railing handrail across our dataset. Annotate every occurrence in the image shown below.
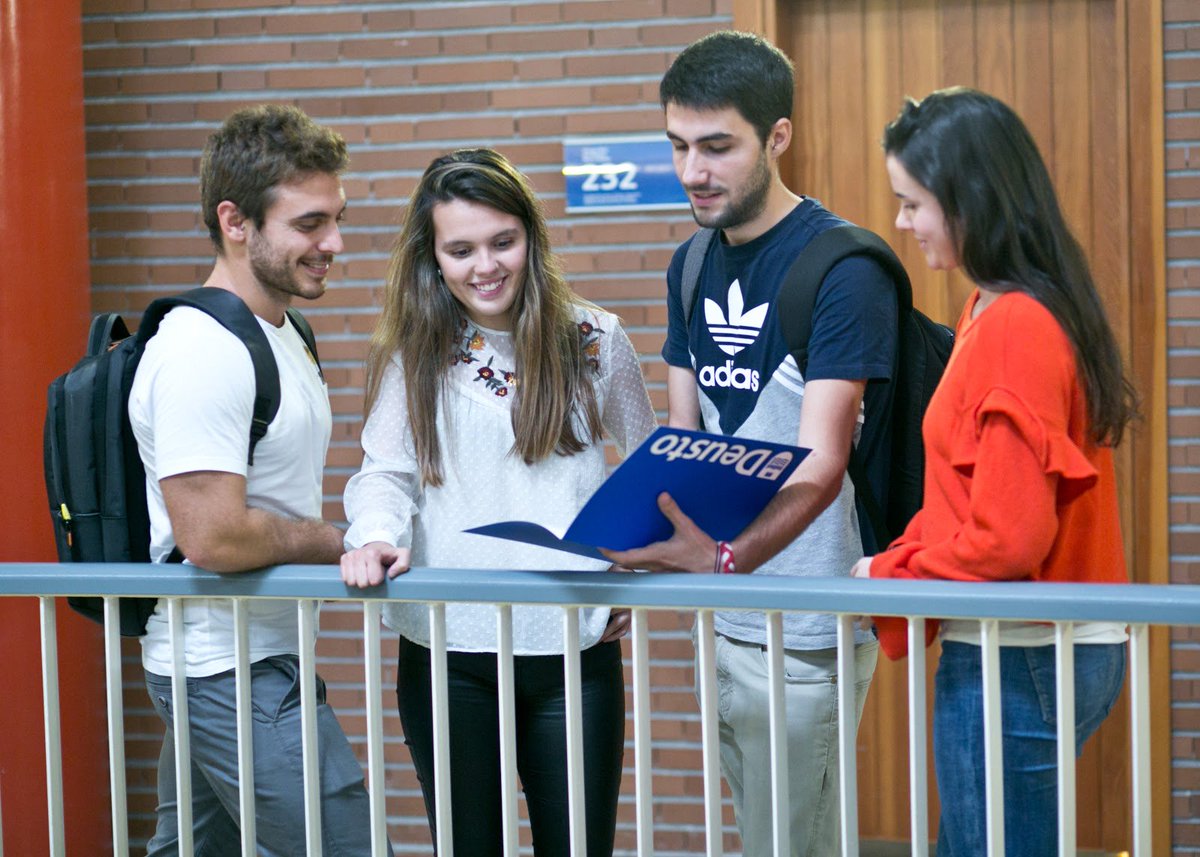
[0,562,1192,625]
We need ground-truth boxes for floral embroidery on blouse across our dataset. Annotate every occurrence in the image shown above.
[454,324,517,397]
[450,347,477,367]
[450,326,486,368]
[579,320,604,373]
[474,356,514,397]
[453,318,607,397]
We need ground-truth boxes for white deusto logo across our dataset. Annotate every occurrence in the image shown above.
[648,432,794,481]
[704,280,769,356]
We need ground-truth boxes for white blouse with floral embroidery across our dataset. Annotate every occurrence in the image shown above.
[344,306,657,654]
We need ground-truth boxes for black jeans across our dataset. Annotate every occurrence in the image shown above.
[396,636,625,857]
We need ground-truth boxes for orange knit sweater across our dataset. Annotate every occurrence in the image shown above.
[869,290,1128,660]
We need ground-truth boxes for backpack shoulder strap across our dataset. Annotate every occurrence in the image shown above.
[774,225,913,551]
[680,227,717,327]
[136,287,280,466]
[776,224,913,378]
[285,307,323,380]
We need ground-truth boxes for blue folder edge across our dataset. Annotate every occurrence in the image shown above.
[463,427,810,559]
[464,521,608,562]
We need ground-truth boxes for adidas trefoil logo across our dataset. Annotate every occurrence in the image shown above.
[704,280,769,356]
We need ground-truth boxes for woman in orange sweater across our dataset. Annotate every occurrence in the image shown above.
[851,88,1138,856]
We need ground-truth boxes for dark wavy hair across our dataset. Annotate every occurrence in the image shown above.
[883,87,1138,445]
[200,104,348,253]
[366,148,602,487]
[659,30,794,145]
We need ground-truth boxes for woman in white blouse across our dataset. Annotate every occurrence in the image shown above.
[340,148,656,856]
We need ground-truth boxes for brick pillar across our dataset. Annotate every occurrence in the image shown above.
[0,0,110,853]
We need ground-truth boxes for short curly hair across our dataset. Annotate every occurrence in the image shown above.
[200,104,348,252]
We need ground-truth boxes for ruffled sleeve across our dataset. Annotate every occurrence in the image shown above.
[966,386,1097,501]
[947,294,1093,477]
[874,403,1063,575]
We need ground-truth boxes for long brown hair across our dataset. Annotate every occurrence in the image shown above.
[365,148,603,486]
[883,88,1138,445]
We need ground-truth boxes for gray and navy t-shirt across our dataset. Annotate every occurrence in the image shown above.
[663,198,898,649]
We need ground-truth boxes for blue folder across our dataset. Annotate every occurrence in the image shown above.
[465,427,809,561]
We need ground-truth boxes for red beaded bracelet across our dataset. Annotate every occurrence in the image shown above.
[714,541,736,575]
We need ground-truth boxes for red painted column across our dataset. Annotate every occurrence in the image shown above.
[0,0,110,853]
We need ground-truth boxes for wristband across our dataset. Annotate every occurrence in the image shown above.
[714,541,736,575]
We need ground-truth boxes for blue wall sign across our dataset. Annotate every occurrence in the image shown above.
[562,135,690,213]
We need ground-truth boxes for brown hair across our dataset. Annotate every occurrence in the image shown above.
[883,88,1138,444]
[200,104,348,253]
[365,148,603,486]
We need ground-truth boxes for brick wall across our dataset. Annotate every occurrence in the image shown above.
[84,2,1198,853]
[1167,2,1200,852]
[80,1,733,853]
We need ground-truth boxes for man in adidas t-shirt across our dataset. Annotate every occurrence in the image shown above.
[608,31,898,857]
[129,106,386,856]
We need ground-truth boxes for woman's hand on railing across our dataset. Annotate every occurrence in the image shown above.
[340,541,411,588]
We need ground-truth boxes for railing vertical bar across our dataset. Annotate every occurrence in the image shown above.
[168,598,194,857]
[298,599,322,857]
[232,599,255,856]
[980,619,1004,857]
[631,608,654,857]
[696,609,723,857]
[39,597,65,857]
[363,602,388,857]
[1130,622,1152,857]
[496,605,519,857]
[103,598,130,857]
[563,608,586,857]
[836,614,858,857]
[765,611,789,855]
[906,617,929,857]
[1055,622,1076,857]
[429,602,453,856]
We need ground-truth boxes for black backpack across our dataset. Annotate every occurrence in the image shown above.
[680,224,954,551]
[43,287,321,636]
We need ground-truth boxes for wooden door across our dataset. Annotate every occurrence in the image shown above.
[733,0,1168,850]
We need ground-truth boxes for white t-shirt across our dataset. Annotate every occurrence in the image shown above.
[129,304,332,677]
[343,307,657,655]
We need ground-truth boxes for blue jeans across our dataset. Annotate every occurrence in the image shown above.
[933,640,1125,857]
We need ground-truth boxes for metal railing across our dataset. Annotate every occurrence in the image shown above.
[0,562,1191,857]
